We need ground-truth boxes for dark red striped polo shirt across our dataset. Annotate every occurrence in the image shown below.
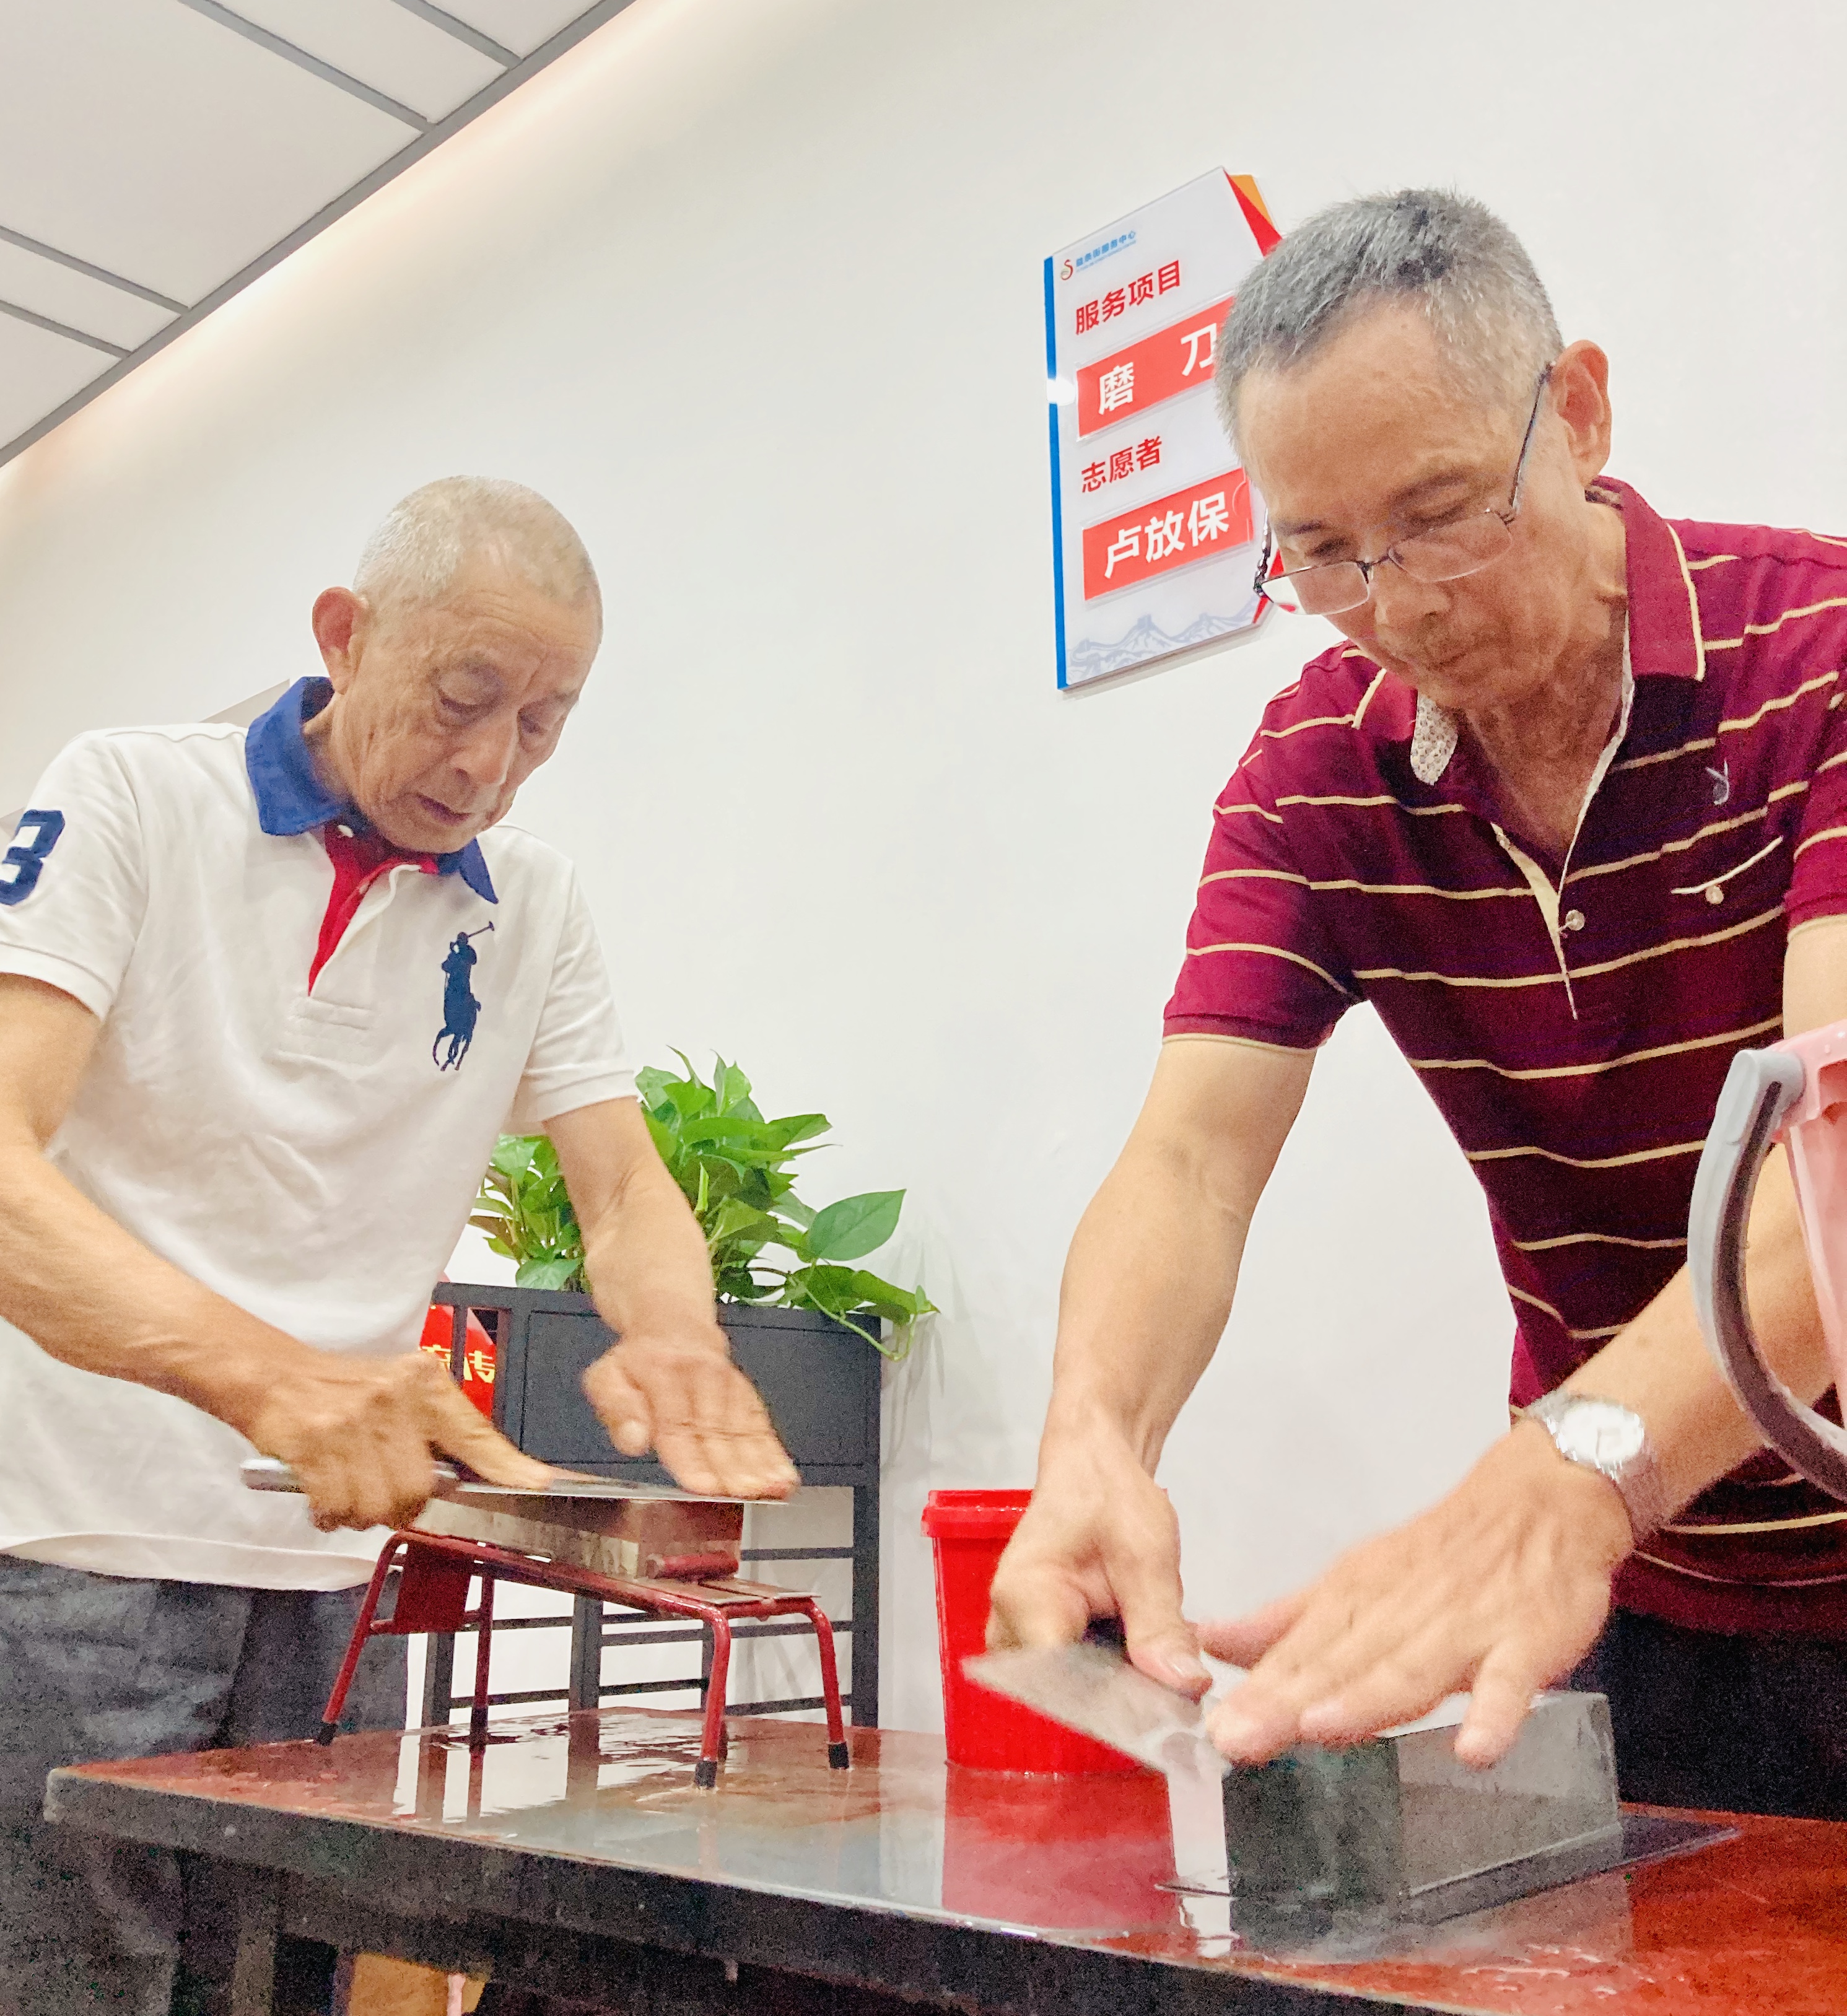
[1166,478,1847,1634]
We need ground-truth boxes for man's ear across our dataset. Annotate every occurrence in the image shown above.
[1551,339,1613,486]
[310,587,367,692]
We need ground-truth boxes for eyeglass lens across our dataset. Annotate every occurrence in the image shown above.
[1273,510,1517,616]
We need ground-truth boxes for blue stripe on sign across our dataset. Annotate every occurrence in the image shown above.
[1044,254,1067,690]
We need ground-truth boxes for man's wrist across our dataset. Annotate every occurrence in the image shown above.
[1506,1415,1640,1562]
[1038,1396,1161,1476]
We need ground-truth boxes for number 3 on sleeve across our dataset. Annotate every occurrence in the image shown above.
[0,810,66,907]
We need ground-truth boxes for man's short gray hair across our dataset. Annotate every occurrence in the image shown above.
[355,476,601,624]
[1215,190,1561,451]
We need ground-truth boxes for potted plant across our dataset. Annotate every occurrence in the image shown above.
[447,1053,934,1477]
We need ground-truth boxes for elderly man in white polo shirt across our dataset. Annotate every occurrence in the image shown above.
[0,478,795,2014]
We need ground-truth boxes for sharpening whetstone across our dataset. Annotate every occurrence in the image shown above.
[411,1492,745,1581]
[1220,1690,1624,1913]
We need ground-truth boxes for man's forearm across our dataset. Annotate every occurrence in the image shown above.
[1041,1140,1248,1470]
[578,1157,723,1342]
[0,1140,318,1436]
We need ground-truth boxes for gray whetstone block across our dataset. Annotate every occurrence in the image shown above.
[1221,1690,1623,1908]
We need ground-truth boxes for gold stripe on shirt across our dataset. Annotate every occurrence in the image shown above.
[1570,792,1806,882]
[1704,595,1847,651]
[1308,877,1532,901]
[1355,904,1780,991]
[1715,668,1839,736]
[1661,1509,1847,1537]
[1684,554,1741,571]
[1275,792,1468,816]
[1407,1015,1784,1081]
[1470,1139,1705,1170]
[1664,518,1708,681]
[1199,867,1309,889]
[1213,800,1284,823]
[1184,940,1355,997]
[1506,1285,1627,1342]
[1350,666,1389,731]
[1794,823,1847,861]
[1612,734,1718,774]
[1509,1230,1687,1253]
[1259,712,1360,741]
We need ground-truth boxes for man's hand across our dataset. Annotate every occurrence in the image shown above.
[583,1325,798,1499]
[247,1348,556,1533]
[987,1428,1208,1695]
[550,1096,799,1500]
[1199,1421,1631,1768]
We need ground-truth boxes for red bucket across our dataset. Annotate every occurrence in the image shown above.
[922,1489,1146,1775]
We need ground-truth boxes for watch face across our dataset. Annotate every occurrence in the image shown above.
[1557,1400,1645,1470]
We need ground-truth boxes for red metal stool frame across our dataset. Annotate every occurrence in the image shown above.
[321,1529,850,1789]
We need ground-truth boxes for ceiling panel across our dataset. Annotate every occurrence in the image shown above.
[0,0,627,465]
[432,0,595,58]
[0,0,414,304]
[223,0,505,123]
[0,317,111,447]
[0,240,176,351]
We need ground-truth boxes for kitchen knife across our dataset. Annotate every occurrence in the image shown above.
[238,1454,754,1506]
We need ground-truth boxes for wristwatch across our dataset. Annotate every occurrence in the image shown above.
[1519,1392,1670,1546]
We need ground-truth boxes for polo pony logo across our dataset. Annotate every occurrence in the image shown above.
[434,923,494,1071]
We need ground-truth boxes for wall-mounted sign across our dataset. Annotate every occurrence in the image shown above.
[1045,170,1280,689]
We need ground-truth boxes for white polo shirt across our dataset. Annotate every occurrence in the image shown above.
[0,678,634,1589]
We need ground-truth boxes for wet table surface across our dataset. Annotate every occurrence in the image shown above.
[45,1708,1847,2014]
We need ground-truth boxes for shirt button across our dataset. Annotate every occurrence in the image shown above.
[1563,908,1586,933]
[1706,884,1725,905]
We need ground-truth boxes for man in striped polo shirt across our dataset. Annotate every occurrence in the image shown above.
[991,190,1847,1815]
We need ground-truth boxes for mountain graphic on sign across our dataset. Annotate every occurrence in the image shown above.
[1068,609,1249,683]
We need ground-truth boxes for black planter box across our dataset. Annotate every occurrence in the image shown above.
[432,1286,880,1486]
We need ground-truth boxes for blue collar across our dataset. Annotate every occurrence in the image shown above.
[245,678,497,904]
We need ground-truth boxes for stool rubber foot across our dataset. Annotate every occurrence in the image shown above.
[828,1741,850,1771]
[315,1721,339,1748]
[694,1757,720,1790]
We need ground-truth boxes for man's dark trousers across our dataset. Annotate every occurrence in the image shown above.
[1576,1607,1847,1817]
[0,1556,406,2015]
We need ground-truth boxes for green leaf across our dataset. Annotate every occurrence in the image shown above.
[806,1189,904,1262]
[635,1064,678,1108]
[517,1254,581,1291]
[764,1112,830,1150]
[715,1058,753,1113]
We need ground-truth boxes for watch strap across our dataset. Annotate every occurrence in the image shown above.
[1521,1391,1670,1547]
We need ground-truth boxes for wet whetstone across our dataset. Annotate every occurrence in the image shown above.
[1222,1690,1624,1916]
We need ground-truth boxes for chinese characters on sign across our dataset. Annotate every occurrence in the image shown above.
[1080,437,1163,491]
[1081,471,1254,599]
[1046,170,1280,687]
[1073,260,1182,334]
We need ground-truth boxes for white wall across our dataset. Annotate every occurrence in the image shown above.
[4,0,1845,1733]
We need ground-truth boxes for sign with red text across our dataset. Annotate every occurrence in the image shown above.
[1046,170,1279,687]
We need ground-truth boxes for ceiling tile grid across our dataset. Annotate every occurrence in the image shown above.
[0,0,629,466]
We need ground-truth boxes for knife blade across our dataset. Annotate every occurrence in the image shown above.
[963,1639,1229,1778]
[964,1641,1234,1894]
[238,1454,754,1506]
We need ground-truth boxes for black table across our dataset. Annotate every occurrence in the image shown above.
[45,1706,1847,2015]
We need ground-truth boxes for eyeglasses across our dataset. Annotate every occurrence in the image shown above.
[1251,366,1555,617]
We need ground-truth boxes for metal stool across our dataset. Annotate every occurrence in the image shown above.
[320,1529,849,1787]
